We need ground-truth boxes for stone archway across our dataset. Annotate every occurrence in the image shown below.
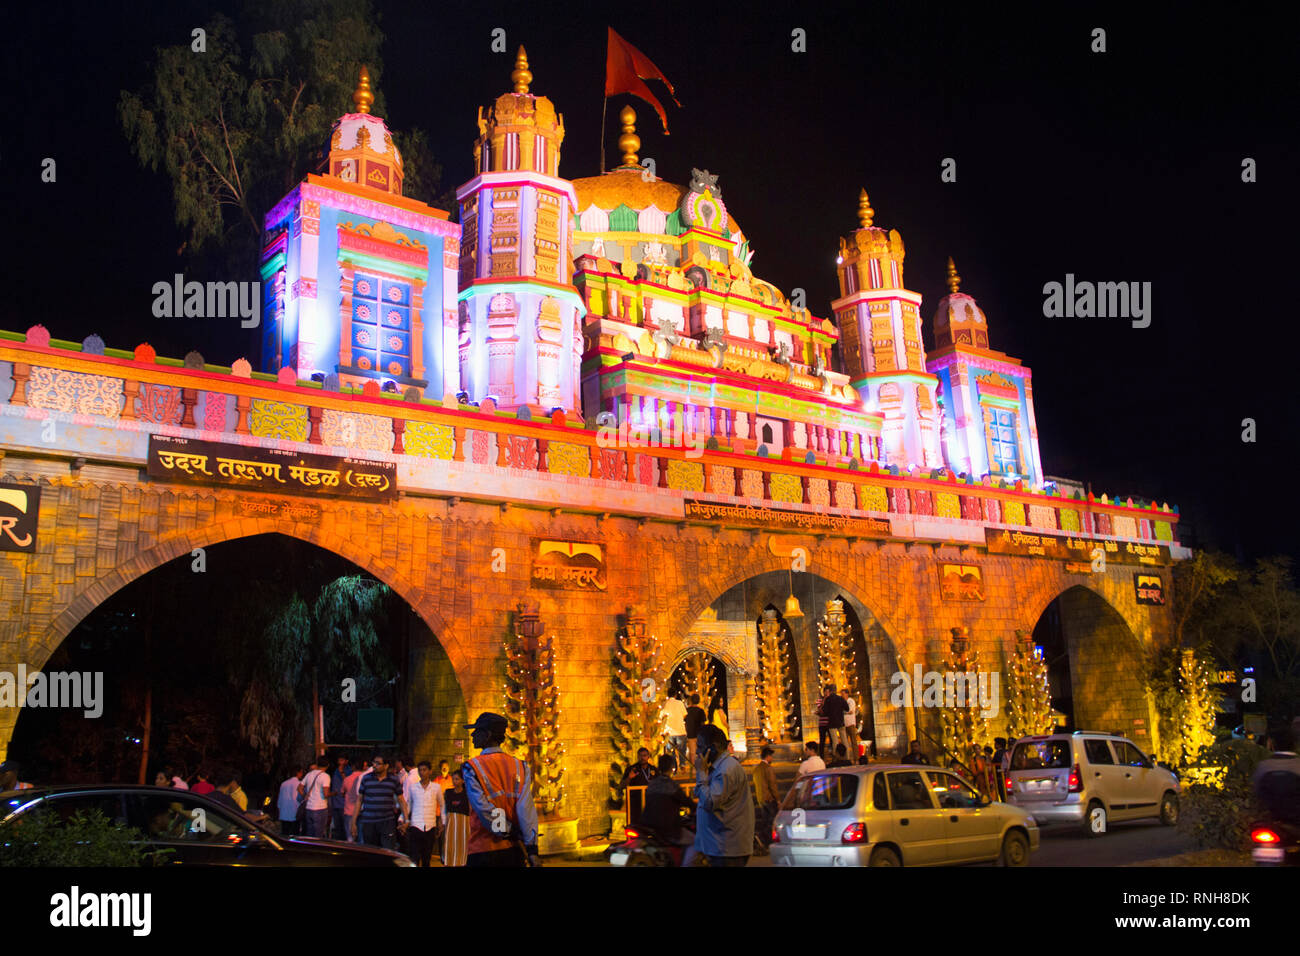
[1028,584,1161,756]
[3,518,473,766]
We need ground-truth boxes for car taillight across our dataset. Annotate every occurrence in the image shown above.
[1068,764,1082,792]
[624,827,640,839]
[771,827,780,844]
[841,822,868,844]
[1252,828,1279,844]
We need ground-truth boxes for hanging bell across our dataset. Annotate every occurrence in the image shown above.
[784,594,804,618]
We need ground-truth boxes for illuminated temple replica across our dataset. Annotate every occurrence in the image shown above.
[261,55,1045,484]
[0,51,1184,843]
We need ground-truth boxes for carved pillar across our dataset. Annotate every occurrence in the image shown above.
[9,363,30,406]
[452,425,466,462]
[657,455,669,488]
[308,407,323,444]
[761,469,771,500]
[393,418,406,455]
[496,433,509,467]
[537,438,549,473]
[120,380,138,420]
[180,388,198,429]
[235,395,251,435]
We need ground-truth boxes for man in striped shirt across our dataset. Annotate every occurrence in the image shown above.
[357,754,408,850]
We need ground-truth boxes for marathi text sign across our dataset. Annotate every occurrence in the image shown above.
[532,539,606,590]
[0,482,41,553]
[1134,573,1166,605]
[984,527,1171,566]
[684,500,892,537]
[148,435,396,502]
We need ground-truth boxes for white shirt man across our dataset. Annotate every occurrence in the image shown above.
[404,770,445,832]
[844,695,857,730]
[301,765,331,812]
[798,746,826,778]
[277,770,304,831]
[661,696,688,738]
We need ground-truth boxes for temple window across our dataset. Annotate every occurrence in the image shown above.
[990,407,1020,475]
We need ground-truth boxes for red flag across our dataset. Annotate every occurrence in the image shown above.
[605,27,681,133]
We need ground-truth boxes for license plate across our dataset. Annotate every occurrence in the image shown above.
[1253,847,1285,864]
[610,851,629,866]
[791,824,827,840]
[1029,779,1053,791]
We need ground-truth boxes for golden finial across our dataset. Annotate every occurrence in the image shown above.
[512,46,532,94]
[353,65,374,114]
[857,188,874,228]
[618,105,640,167]
[946,256,961,294]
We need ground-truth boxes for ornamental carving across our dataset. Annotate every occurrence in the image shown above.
[741,469,764,499]
[769,473,802,504]
[202,393,229,432]
[404,421,455,459]
[471,430,491,464]
[1002,500,1026,526]
[709,465,735,496]
[834,481,855,510]
[546,441,591,477]
[27,366,123,418]
[338,220,427,251]
[248,399,309,442]
[505,435,538,471]
[136,383,183,425]
[593,447,627,482]
[320,409,394,453]
[807,478,831,509]
[666,460,705,492]
[859,484,888,513]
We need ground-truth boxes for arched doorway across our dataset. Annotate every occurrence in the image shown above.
[6,533,468,798]
[677,570,905,755]
[1030,585,1157,753]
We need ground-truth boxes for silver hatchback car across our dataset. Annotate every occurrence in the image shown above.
[771,764,1039,867]
[1005,732,1180,835]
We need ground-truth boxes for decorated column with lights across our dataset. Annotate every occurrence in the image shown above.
[756,609,798,742]
[940,626,989,776]
[504,601,566,818]
[1006,628,1054,739]
[1178,647,1217,767]
[610,606,666,806]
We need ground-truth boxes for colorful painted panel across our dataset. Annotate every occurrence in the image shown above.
[320,410,393,453]
[834,481,855,510]
[888,487,910,513]
[1094,512,1112,536]
[960,496,981,521]
[935,492,960,520]
[741,469,764,499]
[910,489,934,516]
[404,421,454,459]
[859,484,888,513]
[709,465,735,496]
[637,453,655,485]
[202,392,230,432]
[548,441,592,477]
[1112,515,1138,539]
[769,473,802,504]
[940,563,985,602]
[983,498,1002,524]
[1155,520,1173,541]
[1029,504,1058,530]
[1002,500,1026,526]
[27,367,123,418]
[471,430,491,464]
[666,460,704,491]
[807,478,830,508]
[249,399,309,442]
[1059,508,1081,532]
[136,383,183,425]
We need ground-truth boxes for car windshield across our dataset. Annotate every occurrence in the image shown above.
[1010,740,1072,770]
[780,773,858,811]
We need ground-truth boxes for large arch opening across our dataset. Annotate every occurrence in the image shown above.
[6,533,468,808]
[1029,585,1157,752]
[677,569,905,756]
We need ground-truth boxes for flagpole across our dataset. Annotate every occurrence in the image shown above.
[599,95,608,174]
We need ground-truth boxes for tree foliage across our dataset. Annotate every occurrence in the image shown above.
[119,0,446,278]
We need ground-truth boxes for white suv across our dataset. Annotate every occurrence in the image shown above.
[1005,732,1179,836]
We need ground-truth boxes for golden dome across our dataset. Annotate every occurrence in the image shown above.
[572,168,685,214]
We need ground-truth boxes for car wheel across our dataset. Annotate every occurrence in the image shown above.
[1000,830,1030,867]
[1083,801,1108,837]
[1159,792,1179,826]
[869,846,901,867]
[627,852,655,866]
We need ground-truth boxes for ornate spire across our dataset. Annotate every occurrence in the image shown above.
[512,46,532,94]
[353,65,374,114]
[857,188,874,229]
[618,105,640,167]
[946,256,961,294]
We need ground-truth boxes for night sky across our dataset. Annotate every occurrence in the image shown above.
[11,1,1298,561]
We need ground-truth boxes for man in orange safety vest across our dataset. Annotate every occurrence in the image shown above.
[461,712,541,867]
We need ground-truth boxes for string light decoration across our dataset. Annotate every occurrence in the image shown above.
[1006,628,1054,739]
[504,602,567,817]
[817,598,861,720]
[756,609,798,742]
[1178,647,1217,766]
[940,626,988,773]
[609,607,667,806]
[678,650,718,711]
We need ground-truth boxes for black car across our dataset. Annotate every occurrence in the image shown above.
[1,785,415,867]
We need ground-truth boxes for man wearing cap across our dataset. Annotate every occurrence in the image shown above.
[461,712,541,867]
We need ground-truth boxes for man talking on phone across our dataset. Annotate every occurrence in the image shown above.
[694,724,754,866]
